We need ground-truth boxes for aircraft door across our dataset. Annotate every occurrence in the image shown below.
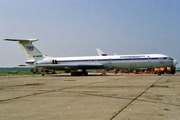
[148,57,153,68]
[55,60,58,64]
[89,59,97,64]
[148,57,151,63]
[95,59,97,64]
[89,59,91,64]
[109,58,112,63]
[52,60,58,64]
[107,58,113,69]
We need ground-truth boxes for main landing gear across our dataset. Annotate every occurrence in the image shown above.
[71,70,88,76]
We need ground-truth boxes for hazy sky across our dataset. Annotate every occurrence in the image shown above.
[0,0,180,67]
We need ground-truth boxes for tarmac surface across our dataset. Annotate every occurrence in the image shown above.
[0,73,180,120]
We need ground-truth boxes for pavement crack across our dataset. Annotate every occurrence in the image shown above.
[0,79,111,103]
[109,77,163,120]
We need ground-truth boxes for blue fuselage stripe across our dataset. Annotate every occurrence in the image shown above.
[26,57,169,64]
[58,57,167,63]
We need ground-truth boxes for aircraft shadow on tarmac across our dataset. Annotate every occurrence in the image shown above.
[42,73,179,77]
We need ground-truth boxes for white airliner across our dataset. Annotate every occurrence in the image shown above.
[4,39,178,76]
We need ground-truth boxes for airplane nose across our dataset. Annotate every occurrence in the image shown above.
[173,59,178,66]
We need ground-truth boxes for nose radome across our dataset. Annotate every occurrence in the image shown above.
[173,60,178,66]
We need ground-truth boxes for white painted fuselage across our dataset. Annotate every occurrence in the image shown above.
[30,54,176,71]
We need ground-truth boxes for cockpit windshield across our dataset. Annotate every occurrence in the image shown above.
[167,57,174,60]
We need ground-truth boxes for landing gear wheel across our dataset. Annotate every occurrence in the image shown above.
[158,71,161,76]
[83,72,88,76]
[82,70,88,76]
[71,71,88,76]
[41,72,44,76]
[167,71,171,74]
[71,72,75,76]
[171,72,175,74]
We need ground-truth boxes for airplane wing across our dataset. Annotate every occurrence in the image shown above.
[35,63,104,70]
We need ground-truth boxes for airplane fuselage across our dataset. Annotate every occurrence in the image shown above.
[27,54,174,70]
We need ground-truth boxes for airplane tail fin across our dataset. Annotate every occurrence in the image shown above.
[4,39,44,61]
[96,48,107,56]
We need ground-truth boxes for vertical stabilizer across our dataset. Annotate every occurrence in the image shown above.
[4,39,44,61]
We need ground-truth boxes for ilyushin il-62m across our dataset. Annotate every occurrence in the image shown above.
[4,39,178,76]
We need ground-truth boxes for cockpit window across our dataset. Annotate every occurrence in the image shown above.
[167,57,174,60]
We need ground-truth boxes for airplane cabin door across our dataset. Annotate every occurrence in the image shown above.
[108,58,113,69]
[148,57,151,63]
[148,56,153,68]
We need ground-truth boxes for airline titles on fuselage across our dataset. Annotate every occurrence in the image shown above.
[120,55,146,58]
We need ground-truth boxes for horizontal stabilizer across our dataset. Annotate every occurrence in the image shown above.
[4,38,38,42]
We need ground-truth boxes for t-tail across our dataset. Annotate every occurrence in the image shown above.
[4,39,47,64]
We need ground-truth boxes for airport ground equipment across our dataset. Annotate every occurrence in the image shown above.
[154,67,176,75]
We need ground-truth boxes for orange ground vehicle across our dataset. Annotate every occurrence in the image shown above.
[166,67,176,74]
[154,67,176,75]
[154,68,159,73]
[154,68,162,76]
[160,68,165,74]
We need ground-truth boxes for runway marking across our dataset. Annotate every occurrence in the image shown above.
[2,89,180,93]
